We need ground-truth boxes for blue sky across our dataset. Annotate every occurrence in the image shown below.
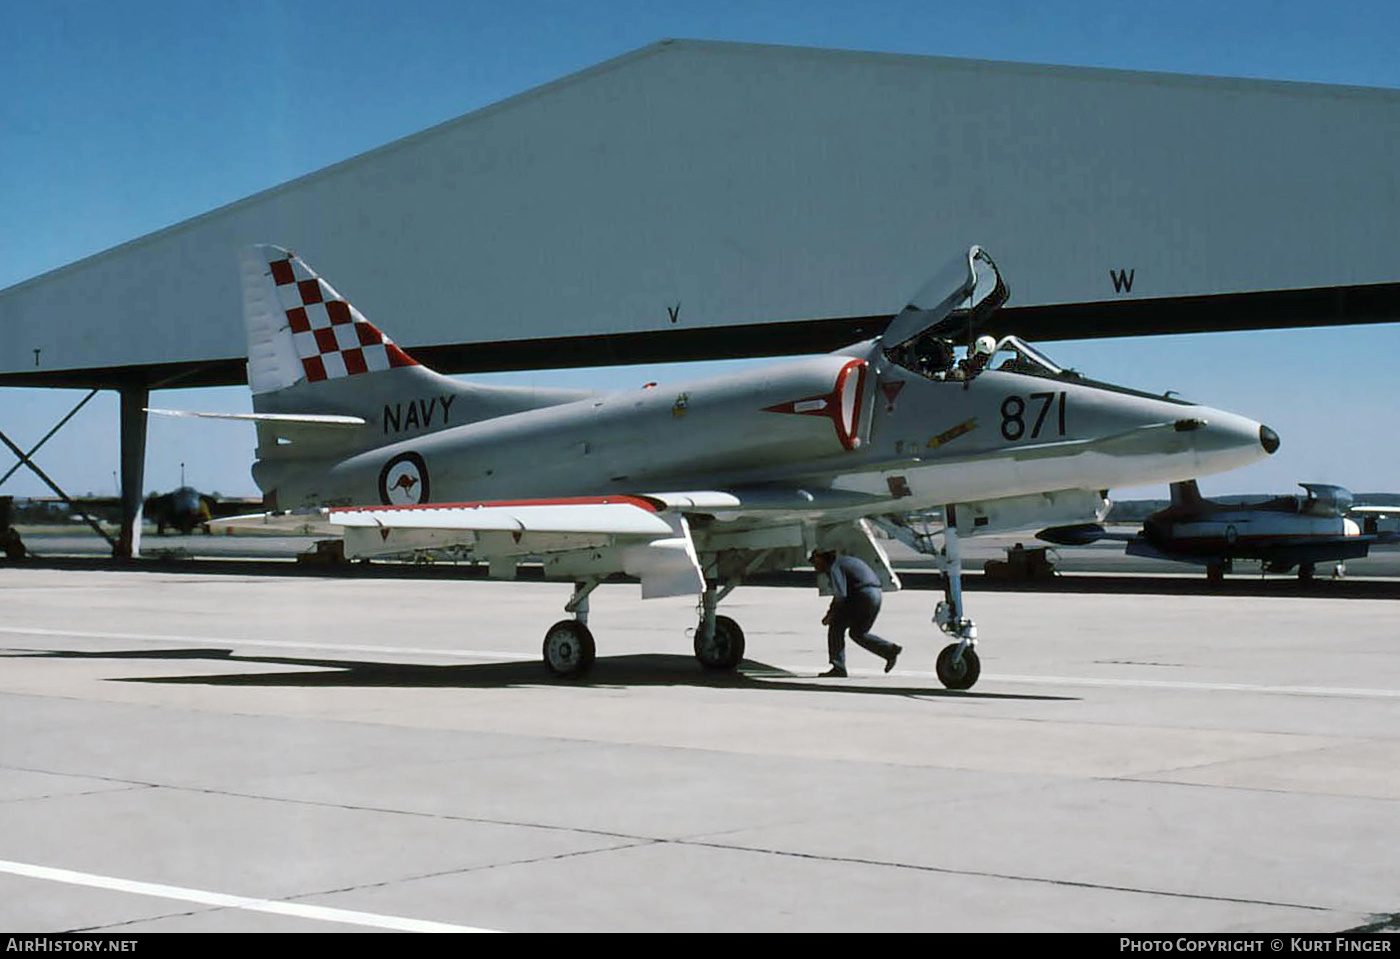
[2,0,1398,499]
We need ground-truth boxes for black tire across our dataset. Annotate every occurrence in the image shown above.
[1298,562,1316,583]
[694,614,745,670]
[1206,562,1225,583]
[936,644,980,690]
[542,620,596,678]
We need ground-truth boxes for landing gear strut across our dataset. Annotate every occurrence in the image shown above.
[933,508,980,690]
[694,581,745,670]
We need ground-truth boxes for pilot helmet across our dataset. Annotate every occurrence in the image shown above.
[973,335,996,356]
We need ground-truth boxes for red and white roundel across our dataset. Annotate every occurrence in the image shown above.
[379,452,431,506]
[762,359,868,450]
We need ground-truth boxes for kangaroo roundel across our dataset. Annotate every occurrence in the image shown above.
[379,452,430,506]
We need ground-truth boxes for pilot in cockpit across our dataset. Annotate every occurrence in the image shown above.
[947,335,996,382]
[911,332,955,377]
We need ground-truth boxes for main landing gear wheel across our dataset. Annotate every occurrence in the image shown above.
[695,614,745,670]
[542,620,595,679]
[936,643,981,691]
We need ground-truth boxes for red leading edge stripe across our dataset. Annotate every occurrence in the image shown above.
[329,495,663,515]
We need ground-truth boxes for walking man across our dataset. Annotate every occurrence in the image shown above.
[810,549,901,678]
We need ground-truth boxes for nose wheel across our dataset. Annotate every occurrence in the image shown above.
[936,643,981,691]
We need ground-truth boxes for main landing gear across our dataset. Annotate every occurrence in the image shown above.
[932,509,981,691]
[542,580,599,678]
[542,619,595,678]
[694,581,745,670]
[540,578,747,679]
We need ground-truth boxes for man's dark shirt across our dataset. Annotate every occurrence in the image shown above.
[827,555,881,601]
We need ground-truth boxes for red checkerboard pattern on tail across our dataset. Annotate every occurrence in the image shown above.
[268,254,418,383]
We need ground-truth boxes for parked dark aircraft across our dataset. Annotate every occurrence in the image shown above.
[142,487,267,535]
[16,488,259,536]
[1039,480,1398,581]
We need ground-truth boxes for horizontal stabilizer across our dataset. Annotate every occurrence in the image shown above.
[147,408,366,427]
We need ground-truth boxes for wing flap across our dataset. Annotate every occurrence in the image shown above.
[330,498,675,536]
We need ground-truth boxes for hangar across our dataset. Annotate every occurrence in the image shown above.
[3,39,1399,554]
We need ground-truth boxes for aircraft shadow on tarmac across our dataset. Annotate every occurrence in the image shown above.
[5,647,1072,701]
[15,557,1400,600]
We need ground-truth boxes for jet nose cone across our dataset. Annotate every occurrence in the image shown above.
[1259,425,1280,455]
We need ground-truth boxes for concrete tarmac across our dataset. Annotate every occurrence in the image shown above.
[1,565,1398,932]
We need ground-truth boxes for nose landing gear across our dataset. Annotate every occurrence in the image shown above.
[932,509,980,691]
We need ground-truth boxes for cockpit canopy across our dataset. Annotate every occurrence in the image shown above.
[879,246,1053,383]
[881,245,1009,356]
[890,332,1065,383]
[1300,483,1354,518]
[871,246,1190,405]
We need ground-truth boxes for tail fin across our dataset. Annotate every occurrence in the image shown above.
[238,246,589,493]
[240,243,587,419]
[240,244,427,397]
[1169,480,1204,509]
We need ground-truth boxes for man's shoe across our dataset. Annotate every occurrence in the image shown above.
[883,645,902,673]
[819,666,847,678]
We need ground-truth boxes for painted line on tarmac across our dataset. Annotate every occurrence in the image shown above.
[0,625,517,661]
[0,858,498,933]
[973,672,1400,699]
[763,663,1400,699]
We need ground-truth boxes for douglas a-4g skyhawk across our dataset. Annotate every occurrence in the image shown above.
[185,244,1277,688]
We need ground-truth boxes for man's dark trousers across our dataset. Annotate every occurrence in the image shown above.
[827,587,899,670]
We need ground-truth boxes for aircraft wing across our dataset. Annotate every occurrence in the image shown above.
[331,497,677,537]
[215,509,338,536]
[220,489,900,598]
[218,496,677,541]
[326,495,704,599]
[205,497,268,520]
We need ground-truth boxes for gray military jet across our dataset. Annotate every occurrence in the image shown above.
[213,244,1277,688]
[1040,480,1396,582]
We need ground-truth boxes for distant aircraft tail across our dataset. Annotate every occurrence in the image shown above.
[238,245,587,495]
[1168,479,1205,510]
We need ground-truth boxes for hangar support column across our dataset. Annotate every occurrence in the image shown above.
[116,383,148,559]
